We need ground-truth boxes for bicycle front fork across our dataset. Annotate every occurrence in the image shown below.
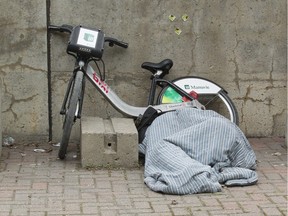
[60,72,85,119]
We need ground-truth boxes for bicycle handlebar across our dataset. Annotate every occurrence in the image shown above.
[48,24,128,49]
[48,24,73,34]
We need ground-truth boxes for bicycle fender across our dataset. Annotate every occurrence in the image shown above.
[172,77,223,94]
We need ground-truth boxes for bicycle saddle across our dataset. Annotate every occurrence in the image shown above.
[141,59,173,76]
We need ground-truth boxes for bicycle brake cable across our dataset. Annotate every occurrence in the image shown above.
[91,58,106,81]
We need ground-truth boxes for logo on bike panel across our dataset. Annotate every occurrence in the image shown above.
[183,85,209,90]
[92,72,109,94]
[84,33,94,42]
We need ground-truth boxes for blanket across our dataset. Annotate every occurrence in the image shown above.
[139,108,258,195]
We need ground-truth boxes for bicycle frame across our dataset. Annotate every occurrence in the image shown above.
[84,64,203,117]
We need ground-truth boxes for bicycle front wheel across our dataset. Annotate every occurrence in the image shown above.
[157,76,239,125]
[59,71,84,159]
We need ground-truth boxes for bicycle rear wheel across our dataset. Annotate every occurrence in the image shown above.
[157,76,239,125]
[59,71,84,159]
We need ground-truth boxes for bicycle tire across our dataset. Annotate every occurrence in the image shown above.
[157,76,239,125]
[58,71,84,159]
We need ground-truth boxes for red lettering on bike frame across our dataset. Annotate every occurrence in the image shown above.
[92,72,109,94]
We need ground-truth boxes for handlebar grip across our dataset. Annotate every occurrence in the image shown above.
[105,37,128,48]
[114,40,129,48]
[48,24,73,34]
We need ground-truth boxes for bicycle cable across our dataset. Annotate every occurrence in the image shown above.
[90,58,106,81]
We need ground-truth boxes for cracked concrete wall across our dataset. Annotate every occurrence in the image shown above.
[0,1,48,141]
[0,0,286,142]
[0,79,2,154]
[50,0,286,141]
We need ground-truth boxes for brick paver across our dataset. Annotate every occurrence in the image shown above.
[0,137,287,216]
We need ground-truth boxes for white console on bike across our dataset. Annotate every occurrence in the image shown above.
[67,25,105,59]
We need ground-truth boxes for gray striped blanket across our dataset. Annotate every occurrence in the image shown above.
[139,108,258,194]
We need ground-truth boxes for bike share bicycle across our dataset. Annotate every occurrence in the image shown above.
[48,24,238,160]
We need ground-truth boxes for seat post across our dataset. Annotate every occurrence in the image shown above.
[147,76,158,105]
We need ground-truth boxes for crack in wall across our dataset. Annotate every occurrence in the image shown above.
[229,56,240,91]
[235,84,270,125]
[1,68,39,121]
[235,82,285,136]
[235,85,275,104]
[2,93,39,121]
[189,34,200,75]
[0,57,46,73]
[272,109,285,136]
[269,51,274,86]
[230,2,241,92]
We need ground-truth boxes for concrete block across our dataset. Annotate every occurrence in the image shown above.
[81,116,138,168]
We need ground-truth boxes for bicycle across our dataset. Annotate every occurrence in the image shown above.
[48,24,238,160]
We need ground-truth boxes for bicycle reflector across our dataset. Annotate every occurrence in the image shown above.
[182,90,199,102]
[67,25,105,59]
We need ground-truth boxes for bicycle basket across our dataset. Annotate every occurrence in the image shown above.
[67,25,105,59]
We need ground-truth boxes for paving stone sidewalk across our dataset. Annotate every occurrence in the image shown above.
[0,137,287,216]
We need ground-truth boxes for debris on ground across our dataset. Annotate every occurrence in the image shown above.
[272,152,282,156]
[33,148,52,153]
[3,136,15,146]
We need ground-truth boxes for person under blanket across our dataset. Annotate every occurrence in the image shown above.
[138,108,258,195]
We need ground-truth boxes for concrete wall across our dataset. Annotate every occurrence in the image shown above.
[0,0,287,142]
[0,79,2,155]
[0,1,48,141]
